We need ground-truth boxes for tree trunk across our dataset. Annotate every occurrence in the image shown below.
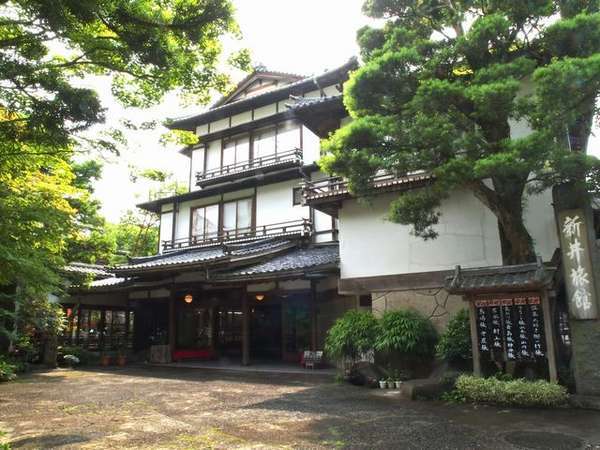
[471,178,536,265]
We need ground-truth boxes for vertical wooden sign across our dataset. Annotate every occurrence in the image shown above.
[557,209,598,319]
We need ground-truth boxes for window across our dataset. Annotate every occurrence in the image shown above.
[192,204,219,239]
[223,136,250,167]
[292,187,303,206]
[223,198,253,236]
[253,127,276,159]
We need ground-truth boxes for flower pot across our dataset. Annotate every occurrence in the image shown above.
[379,380,387,389]
[387,381,395,389]
[100,355,111,366]
[117,355,127,366]
[395,381,402,389]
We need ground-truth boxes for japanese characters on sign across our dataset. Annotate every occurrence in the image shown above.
[474,295,546,362]
[558,209,598,319]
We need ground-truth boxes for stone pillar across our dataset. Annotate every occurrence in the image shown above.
[242,292,250,366]
[553,183,600,395]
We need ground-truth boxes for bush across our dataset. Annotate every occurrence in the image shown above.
[453,374,568,407]
[436,309,471,362]
[0,357,17,382]
[375,309,437,359]
[58,346,98,366]
[325,310,379,360]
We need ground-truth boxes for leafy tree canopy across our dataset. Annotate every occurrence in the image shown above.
[322,0,600,264]
[0,0,244,355]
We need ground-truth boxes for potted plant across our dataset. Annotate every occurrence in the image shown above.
[379,378,387,389]
[100,352,111,366]
[116,346,127,367]
[63,354,80,368]
[393,370,403,389]
[387,377,395,389]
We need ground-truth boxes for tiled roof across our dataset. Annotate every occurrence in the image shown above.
[63,262,112,279]
[113,238,295,274]
[217,245,339,279]
[167,57,358,130]
[445,262,556,294]
[89,277,128,288]
[285,95,342,111]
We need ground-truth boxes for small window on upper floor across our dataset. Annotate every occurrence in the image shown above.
[292,187,303,206]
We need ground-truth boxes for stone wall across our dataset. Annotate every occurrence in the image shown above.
[316,292,357,350]
[371,288,465,332]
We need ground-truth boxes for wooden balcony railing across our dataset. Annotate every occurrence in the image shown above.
[161,218,312,252]
[196,148,303,186]
[301,172,433,203]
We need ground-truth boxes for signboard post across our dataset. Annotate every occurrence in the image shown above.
[557,209,599,319]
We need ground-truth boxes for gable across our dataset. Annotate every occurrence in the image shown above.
[214,71,305,108]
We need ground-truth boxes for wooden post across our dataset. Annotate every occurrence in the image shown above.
[468,300,482,377]
[310,281,318,351]
[242,291,250,366]
[541,290,558,382]
[168,290,176,362]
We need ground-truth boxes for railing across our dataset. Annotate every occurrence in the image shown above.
[196,148,303,185]
[301,172,433,202]
[161,218,312,252]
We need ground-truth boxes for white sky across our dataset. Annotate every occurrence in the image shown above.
[90,0,599,222]
[92,0,368,222]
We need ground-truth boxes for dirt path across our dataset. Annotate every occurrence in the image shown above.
[1,367,600,449]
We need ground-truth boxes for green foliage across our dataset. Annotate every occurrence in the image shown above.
[322,0,600,264]
[453,374,569,407]
[436,309,472,363]
[58,346,98,366]
[0,356,17,382]
[325,310,379,360]
[375,309,437,359]
[0,0,240,356]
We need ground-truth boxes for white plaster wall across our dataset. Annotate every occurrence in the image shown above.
[205,139,221,171]
[190,146,205,191]
[253,103,277,120]
[231,110,252,127]
[338,190,503,279]
[159,212,173,251]
[196,124,209,136]
[256,179,309,226]
[210,117,229,133]
[302,125,321,165]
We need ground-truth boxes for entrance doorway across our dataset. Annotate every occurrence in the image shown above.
[250,303,282,359]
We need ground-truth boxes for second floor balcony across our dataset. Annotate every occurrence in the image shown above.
[161,218,312,253]
[196,148,303,188]
[301,172,434,216]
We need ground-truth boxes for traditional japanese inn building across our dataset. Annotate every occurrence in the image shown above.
[64,59,360,365]
[63,57,600,387]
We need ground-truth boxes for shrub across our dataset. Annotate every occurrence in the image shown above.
[375,309,437,359]
[58,346,98,366]
[436,309,472,362]
[0,357,17,382]
[325,310,379,361]
[454,374,568,407]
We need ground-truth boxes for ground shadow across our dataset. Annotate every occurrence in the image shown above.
[78,364,332,387]
[10,433,90,449]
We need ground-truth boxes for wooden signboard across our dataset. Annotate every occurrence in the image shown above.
[474,294,546,362]
[470,291,557,381]
[557,209,598,319]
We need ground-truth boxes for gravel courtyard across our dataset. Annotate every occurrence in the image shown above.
[2,366,600,449]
